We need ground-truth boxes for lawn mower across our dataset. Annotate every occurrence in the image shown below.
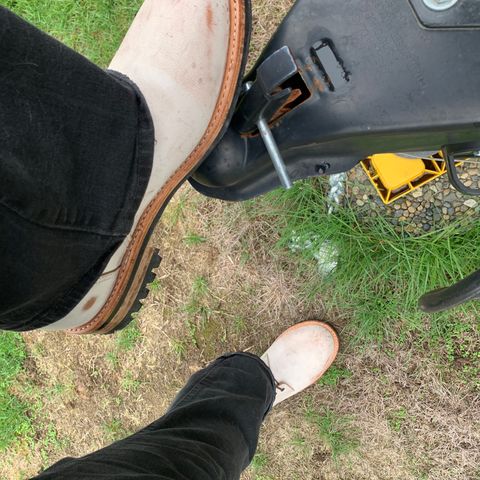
[191,0,480,314]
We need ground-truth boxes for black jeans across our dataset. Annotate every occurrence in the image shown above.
[0,7,154,331]
[33,353,276,480]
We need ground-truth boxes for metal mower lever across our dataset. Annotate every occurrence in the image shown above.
[238,47,299,189]
[418,268,480,313]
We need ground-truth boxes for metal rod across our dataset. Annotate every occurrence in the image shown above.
[257,117,293,189]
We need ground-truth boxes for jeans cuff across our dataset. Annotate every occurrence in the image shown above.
[218,352,277,416]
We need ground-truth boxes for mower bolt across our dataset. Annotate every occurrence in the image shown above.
[422,0,459,11]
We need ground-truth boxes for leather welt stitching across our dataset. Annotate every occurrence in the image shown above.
[72,0,243,333]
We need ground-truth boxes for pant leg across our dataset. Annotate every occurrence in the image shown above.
[33,353,276,480]
[0,7,154,331]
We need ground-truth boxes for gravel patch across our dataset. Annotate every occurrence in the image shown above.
[347,163,480,235]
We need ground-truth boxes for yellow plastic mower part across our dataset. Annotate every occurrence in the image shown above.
[361,153,447,205]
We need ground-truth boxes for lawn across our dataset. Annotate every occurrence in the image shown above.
[1,1,479,479]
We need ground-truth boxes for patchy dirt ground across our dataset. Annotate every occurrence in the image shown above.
[2,1,480,479]
[3,186,479,480]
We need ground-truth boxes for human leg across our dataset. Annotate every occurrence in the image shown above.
[0,6,154,331]
[34,353,275,480]
[33,321,338,480]
[0,1,251,333]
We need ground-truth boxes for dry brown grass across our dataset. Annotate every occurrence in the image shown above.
[2,2,480,479]
[248,0,294,68]
[4,187,479,480]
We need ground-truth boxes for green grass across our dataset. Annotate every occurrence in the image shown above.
[103,419,130,442]
[39,423,66,468]
[191,276,209,298]
[305,406,359,458]
[170,339,187,360]
[184,276,212,347]
[444,322,480,390]
[317,366,353,387]
[290,430,312,457]
[251,452,269,471]
[254,179,480,344]
[9,378,73,470]
[147,278,162,295]
[290,433,307,448]
[0,332,33,451]
[105,351,119,368]
[121,371,141,394]
[116,320,142,352]
[105,320,143,367]
[183,233,207,246]
[3,0,143,66]
[388,407,410,433]
[234,316,246,334]
[166,191,190,227]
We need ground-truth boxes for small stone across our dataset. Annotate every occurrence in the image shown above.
[424,191,434,202]
[423,223,431,232]
[412,189,423,198]
[464,199,478,208]
[448,207,455,216]
[464,180,473,187]
[442,207,448,215]
[443,193,457,203]
[408,206,415,214]
[352,186,360,195]
[399,216,407,222]
[357,200,365,207]
[394,204,401,210]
